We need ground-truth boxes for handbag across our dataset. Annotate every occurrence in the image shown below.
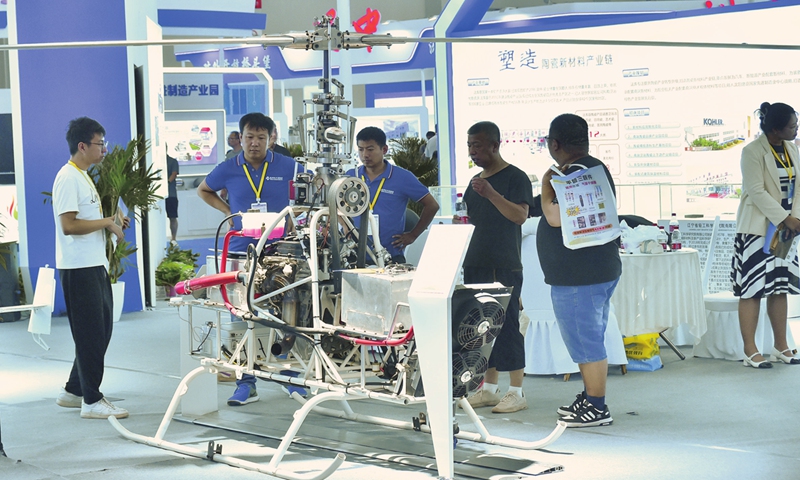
[765,222,794,259]
[550,164,620,249]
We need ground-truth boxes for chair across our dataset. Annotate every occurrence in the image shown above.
[692,216,795,359]
[404,228,428,267]
[520,218,627,380]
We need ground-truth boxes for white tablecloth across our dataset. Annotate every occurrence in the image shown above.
[611,248,707,342]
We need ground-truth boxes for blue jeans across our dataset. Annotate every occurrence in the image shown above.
[550,278,619,364]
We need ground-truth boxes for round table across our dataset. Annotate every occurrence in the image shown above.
[611,248,707,343]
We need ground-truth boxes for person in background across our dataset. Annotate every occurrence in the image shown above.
[347,126,439,264]
[420,130,436,156]
[461,121,534,414]
[733,101,800,368]
[270,126,292,157]
[424,128,438,161]
[225,131,242,160]
[538,113,620,427]
[52,117,129,419]
[166,147,179,245]
[198,112,304,405]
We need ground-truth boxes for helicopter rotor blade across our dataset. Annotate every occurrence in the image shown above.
[358,34,800,52]
[1,32,799,52]
[0,35,301,52]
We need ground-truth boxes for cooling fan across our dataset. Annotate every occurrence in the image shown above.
[452,350,489,398]
[452,292,505,350]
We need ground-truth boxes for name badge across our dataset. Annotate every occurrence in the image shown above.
[250,202,268,213]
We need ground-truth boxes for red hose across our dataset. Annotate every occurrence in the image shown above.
[218,230,245,307]
[175,271,242,295]
[338,326,415,346]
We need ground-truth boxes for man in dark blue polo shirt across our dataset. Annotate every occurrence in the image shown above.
[198,112,303,405]
[346,127,439,263]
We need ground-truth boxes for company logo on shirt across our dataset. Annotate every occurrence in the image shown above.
[265,176,285,181]
[382,189,395,194]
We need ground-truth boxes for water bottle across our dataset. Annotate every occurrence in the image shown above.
[670,226,682,251]
[656,225,669,252]
[455,193,469,224]
[668,213,679,234]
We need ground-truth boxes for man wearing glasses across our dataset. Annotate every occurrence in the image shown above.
[52,117,129,419]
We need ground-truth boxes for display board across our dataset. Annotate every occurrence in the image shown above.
[0,184,18,243]
[163,120,219,165]
[657,218,736,294]
[352,107,428,143]
[164,110,225,168]
[450,5,800,217]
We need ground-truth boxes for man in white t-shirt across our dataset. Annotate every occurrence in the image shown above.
[424,131,438,160]
[52,117,129,420]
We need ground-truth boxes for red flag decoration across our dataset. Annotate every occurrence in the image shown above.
[353,8,381,52]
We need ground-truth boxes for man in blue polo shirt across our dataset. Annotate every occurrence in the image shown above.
[198,112,303,405]
[347,127,439,263]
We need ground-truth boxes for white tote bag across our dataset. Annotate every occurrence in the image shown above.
[549,164,620,249]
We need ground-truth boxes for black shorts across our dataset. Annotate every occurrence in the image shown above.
[166,197,178,218]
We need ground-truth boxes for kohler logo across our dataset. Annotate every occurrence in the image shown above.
[703,118,724,126]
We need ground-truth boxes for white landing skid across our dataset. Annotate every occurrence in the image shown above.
[108,363,345,480]
[291,393,567,451]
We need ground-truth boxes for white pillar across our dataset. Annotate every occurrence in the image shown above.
[336,0,354,104]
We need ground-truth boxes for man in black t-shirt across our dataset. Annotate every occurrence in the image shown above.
[270,127,292,157]
[461,121,535,414]
[538,113,621,428]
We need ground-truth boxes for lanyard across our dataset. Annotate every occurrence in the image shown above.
[68,161,102,214]
[242,153,270,202]
[770,142,794,183]
[361,169,386,211]
[68,161,102,216]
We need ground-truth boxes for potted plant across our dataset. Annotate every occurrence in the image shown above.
[388,135,439,216]
[155,244,199,297]
[92,136,162,281]
[92,136,162,320]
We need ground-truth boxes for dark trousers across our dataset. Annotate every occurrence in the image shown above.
[60,266,113,405]
[463,266,525,372]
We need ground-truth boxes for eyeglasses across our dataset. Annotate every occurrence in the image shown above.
[89,141,108,149]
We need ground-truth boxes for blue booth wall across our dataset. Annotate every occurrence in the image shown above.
[16,0,140,315]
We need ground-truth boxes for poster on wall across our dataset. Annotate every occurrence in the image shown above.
[162,120,219,165]
[450,6,800,218]
[0,185,19,244]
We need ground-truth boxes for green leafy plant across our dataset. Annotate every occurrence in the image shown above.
[388,135,439,216]
[162,243,200,269]
[155,261,195,287]
[285,143,304,158]
[90,136,162,283]
[0,243,11,270]
[155,244,199,287]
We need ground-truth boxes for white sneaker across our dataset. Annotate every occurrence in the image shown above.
[56,388,82,408]
[491,391,528,414]
[460,389,503,409]
[81,397,129,419]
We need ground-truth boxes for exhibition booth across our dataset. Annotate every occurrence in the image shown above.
[5,0,800,478]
